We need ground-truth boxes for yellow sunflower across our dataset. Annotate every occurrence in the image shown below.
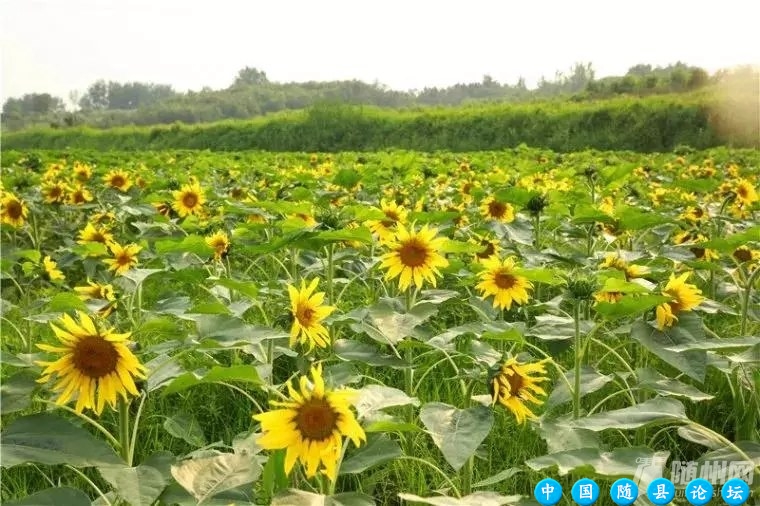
[479,196,515,223]
[74,280,117,317]
[288,278,336,351]
[655,272,704,329]
[152,202,173,218]
[252,364,366,482]
[172,181,206,217]
[594,290,623,304]
[490,357,550,424]
[379,223,449,292]
[470,235,500,262]
[103,242,141,275]
[77,223,114,245]
[735,179,758,206]
[68,184,94,205]
[43,256,65,282]
[35,311,146,415]
[599,253,649,280]
[42,181,69,204]
[103,169,133,192]
[73,162,92,182]
[366,199,408,243]
[678,206,707,224]
[476,256,533,310]
[1,193,28,228]
[205,231,230,260]
[733,246,760,264]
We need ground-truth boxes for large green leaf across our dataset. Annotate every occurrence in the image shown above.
[163,365,263,395]
[271,490,376,506]
[538,418,600,453]
[419,403,493,472]
[630,316,707,382]
[472,468,522,488]
[398,492,521,505]
[349,300,437,345]
[427,321,523,348]
[4,487,91,506]
[99,464,166,506]
[545,367,613,409]
[527,446,670,477]
[634,368,713,401]
[562,397,689,431]
[594,294,670,319]
[0,413,123,468]
[527,314,593,341]
[170,452,262,504]
[191,314,287,346]
[213,277,260,300]
[354,385,420,420]
[164,412,208,447]
[333,340,406,368]
[663,336,760,352]
[340,434,402,474]
[0,370,38,414]
[155,235,214,256]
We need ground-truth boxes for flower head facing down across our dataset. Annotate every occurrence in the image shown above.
[379,223,449,292]
[490,357,550,424]
[288,278,336,351]
[655,272,704,329]
[35,311,146,414]
[252,364,366,482]
[43,256,65,282]
[476,256,533,310]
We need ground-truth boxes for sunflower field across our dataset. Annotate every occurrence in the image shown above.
[0,146,758,506]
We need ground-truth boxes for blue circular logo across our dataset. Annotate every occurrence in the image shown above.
[534,478,563,506]
[721,478,750,506]
[571,478,599,505]
[685,478,713,506]
[610,478,638,506]
[646,478,676,505]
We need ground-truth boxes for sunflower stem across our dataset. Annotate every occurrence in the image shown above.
[461,380,477,496]
[326,243,335,306]
[572,300,583,419]
[740,266,760,336]
[533,214,541,250]
[118,397,132,465]
[128,392,147,466]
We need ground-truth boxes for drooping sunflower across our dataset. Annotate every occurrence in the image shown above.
[655,272,704,329]
[205,231,230,261]
[43,256,65,282]
[103,242,141,275]
[41,181,69,204]
[68,184,94,205]
[735,179,758,206]
[379,223,449,292]
[490,357,550,424]
[35,311,146,415]
[479,196,515,223]
[252,364,366,481]
[103,169,132,192]
[172,181,206,217]
[1,193,28,228]
[599,253,649,280]
[475,256,533,310]
[366,199,408,243]
[593,290,623,304]
[74,280,117,317]
[288,278,336,350]
[470,235,500,262]
[77,222,114,245]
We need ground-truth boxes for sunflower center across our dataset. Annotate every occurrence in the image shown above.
[488,201,507,218]
[182,192,199,208]
[690,247,705,259]
[504,368,525,395]
[296,305,315,326]
[72,191,85,204]
[733,248,752,263]
[494,271,517,289]
[72,336,119,378]
[49,187,62,198]
[477,240,495,259]
[462,183,473,194]
[110,175,126,187]
[737,186,748,199]
[5,200,23,219]
[116,253,133,266]
[91,232,107,243]
[294,397,339,441]
[398,240,428,267]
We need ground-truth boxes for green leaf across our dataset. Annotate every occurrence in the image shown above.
[0,413,123,468]
[99,464,166,506]
[0,370,38,414]
[616,206,670,230]
[340,434,402,474]
[472,468,522,488]
[155,235,214,256]
[121,268,164,288]
[163,365,262,395]
[635,368,713,401]
[354,385,420,420]
[527,446,669,478]
[700,226,760,252]
[439,239,483,254]
[4,487,91,506]
[272,490,376,506]
[170,453,262,504]
[527,314,593,341]
[538,418,601,453]
[364,421,421,433]
[213,278,259,300]
[164,412,208,447]
[333,168,362,189]
[546,367,613,408]
[398,492,521,505]
[316,227,373,244]
[419,402,494,472]
[192,314,287,346]
[599,277,652,293]
[663,336,760,352]
[677,424,725,450]
[45,292,87,312]
[562,397,689,431]
[595,294,670,320]
[630,316,707,382]
[350,300,437,345]
[427,321,524,348]
[514,267,565,286]
[333,340,406,368]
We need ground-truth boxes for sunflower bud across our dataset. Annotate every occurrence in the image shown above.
[526,194,549,217]
[565,276,598,301]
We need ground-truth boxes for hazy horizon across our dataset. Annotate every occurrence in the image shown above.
[2,0,759,104]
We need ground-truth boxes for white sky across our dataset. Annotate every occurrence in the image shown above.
[1,0,759,103]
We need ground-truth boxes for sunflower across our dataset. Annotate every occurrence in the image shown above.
[598,196,615,216]
[735,179,758,206]
[152,202,173,218]
[479,196,515,223]
[77,223,114,245]
[290,212,317,228]
[42,181,69,204]
[599,253,649,280]
[91,211,116,225]
[103,169,132,192]
[68,184,94,205]
[379,223,449,292]
[35,311,146,414]
[678,206,707,224]
[103,242,141,275]
[205,231,230,260]
[252,364,365,481]
[1,193,28,228]
[288,278,336,351]
[476,256,533,310]
[594,290,623,304]
[73,162,92,182]
[490,357,550,424]
[733,246,760,264]
[43,256,65,282]
[470,235,500,262]
[366,199,408,243]
[75,280,117,317]
[172,181,206,217]
[655,272,704,329]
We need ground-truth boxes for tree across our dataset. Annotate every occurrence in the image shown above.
[231,67,269,88]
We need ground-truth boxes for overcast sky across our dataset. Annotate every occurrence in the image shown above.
[2,0,759,103]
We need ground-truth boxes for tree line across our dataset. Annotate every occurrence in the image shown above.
[1,62,754,131]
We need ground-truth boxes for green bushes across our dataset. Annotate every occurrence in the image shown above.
[2,93,756,152]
